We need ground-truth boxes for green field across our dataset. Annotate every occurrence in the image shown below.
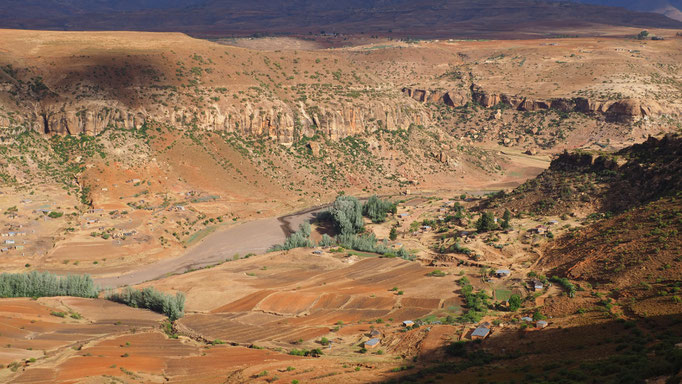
[495,289,512,301]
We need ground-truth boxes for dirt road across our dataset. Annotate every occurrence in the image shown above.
[95,207,324,288]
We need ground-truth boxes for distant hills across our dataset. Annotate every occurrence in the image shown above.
[561,0,682,21]
[1,0,681,38]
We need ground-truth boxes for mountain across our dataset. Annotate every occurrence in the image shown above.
[561,0,682,21]
[0,0,681,38]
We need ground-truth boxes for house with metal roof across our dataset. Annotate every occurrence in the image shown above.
[364,338,381,349]
[471,326,491,340]
[495,269,511,278]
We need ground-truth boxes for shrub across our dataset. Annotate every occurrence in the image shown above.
[0,271,100,298]
[508,294,522,311]
[107,287,185,321]
[318,233,335,247]
[501,209,511,229]
[389,227,398,241]
[269,222,313,251]
[550,276,577,298]
[427,269,446,277]
[48,211,64,219]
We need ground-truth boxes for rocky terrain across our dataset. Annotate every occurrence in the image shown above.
[0,21,681,384]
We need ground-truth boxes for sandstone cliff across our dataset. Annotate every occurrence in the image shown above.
[401,84,672,123]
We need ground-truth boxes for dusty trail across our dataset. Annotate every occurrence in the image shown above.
[95,206,326,288]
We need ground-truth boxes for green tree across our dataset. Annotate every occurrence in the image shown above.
[508,294,522,311]
[329,195,364,235]
[318,234,334,247]
[500,209,511,229]
[363,195,396,223]
[475,212,498,232]
[389,226,398,241]
[637,30,649,40]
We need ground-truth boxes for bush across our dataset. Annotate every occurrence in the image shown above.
[269,222,314,251]
[318,233,335,247]
[428,269,447,277]
[501,209,511,229]
[389,226,398,241]
[508,294,522,311]
[0,271,100,298]
[550,276,577,298]
[107,287,185,321]
[48,211,64,219]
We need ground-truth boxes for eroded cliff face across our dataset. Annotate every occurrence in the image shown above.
[0,84,429,143]
[401,84,673,123]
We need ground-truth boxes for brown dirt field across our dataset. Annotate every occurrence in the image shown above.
[399,297,442,309]
[310,293,353,310]
[256,292,320,315]
[419,325,459,361]
[210,290,275,313]
[343,296,397,310]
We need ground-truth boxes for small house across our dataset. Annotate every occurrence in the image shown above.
[421,225,432,231]
[0,247,8,253]
[471,326,490,340]
[364,338,381,349]
[521,316,533,322]
[536,320,548,329]
[547,220,559,226]
[312,250,323,255]
[14,245,24,251]
[4,240,15,245]
[369,329,382,338]
[402,320,414,327]
[532,279,544,291]
[398,213,410,219]
[535,226,548,235]
[495,269,511,278]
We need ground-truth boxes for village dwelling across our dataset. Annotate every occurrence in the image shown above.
[402,320,414,327]
[364,338,381,349]
[369,329,382,338]
[521,316,533,322]
[471,325,491,340]
[536,320,548,329]
[531,279,544,291]
[535,226,548,235]
[495,269,511,278]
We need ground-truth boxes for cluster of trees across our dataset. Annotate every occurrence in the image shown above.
[0,271,100,298]
[269,222,314,251]
[475,209,511,232]
[329,195,364,235]
[550,276,577,298]
[271,195,412,260]
[107,287,185,321]
[363,195,397,223]
[457,277,491,323]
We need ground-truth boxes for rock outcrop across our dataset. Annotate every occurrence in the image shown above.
[401,84,671,123]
